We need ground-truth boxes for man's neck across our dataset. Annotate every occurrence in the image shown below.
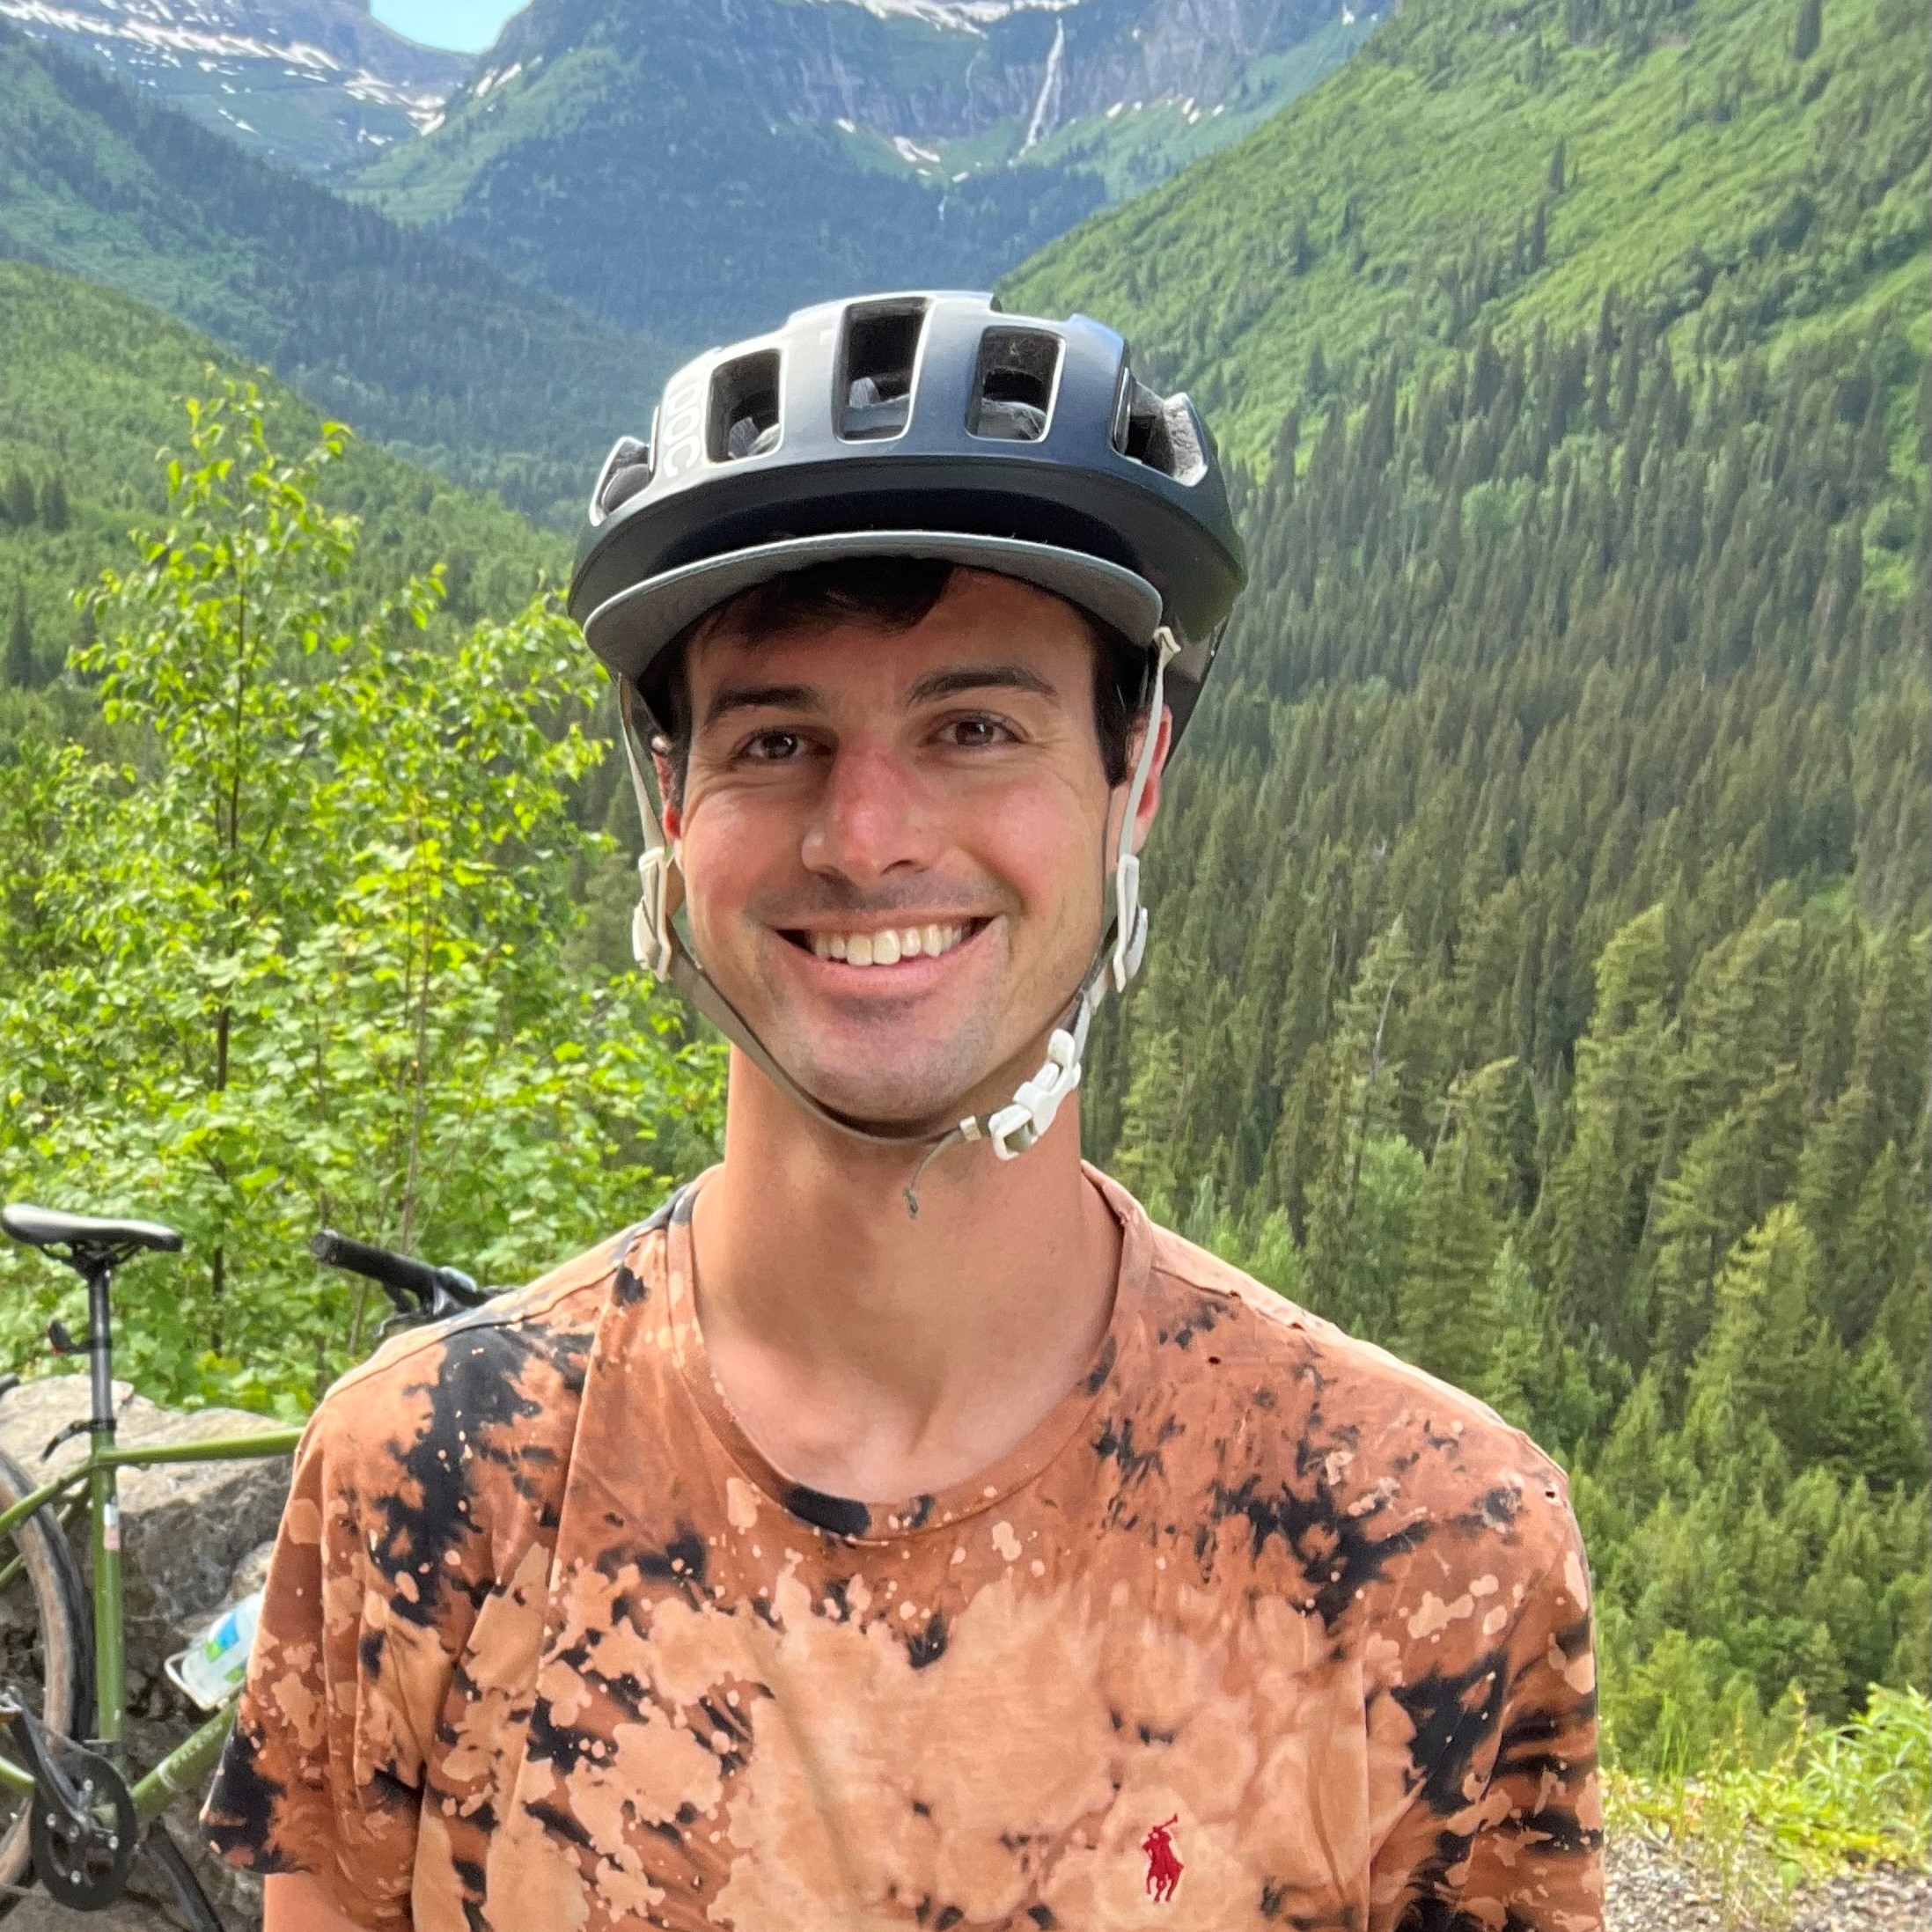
[687,1048,1121,1504]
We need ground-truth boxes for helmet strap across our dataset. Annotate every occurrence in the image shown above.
[614,629,1178,1205]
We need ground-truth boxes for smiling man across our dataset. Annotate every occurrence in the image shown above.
[206,293,1603,1931]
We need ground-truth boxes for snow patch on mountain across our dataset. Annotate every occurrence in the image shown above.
[0,0,466,153]
[0,0,342,70]
[819,0,1084,33]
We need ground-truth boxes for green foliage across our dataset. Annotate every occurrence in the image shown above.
[1608,1686,1930,1921]
[1004,0,1928,472]
[1032,6,1929,1760]
[4,585,30,688]
[0,20,665,523]
[0,389,724,1413]
[1790,0,1822,62]
[0,261,563,760]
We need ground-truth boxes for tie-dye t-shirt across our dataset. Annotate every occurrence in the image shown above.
[203,1169,1603,1931]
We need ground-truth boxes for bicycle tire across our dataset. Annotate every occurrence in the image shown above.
[136,1818,226,1932]
[0,1443,92,1917]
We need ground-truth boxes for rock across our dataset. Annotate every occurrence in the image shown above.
[0,1377,292,1705]
[0,1375,290,1928]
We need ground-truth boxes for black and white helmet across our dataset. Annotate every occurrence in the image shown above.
[569,290,1245,747]
[568,291,1247,1192]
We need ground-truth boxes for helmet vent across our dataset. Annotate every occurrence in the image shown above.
[710,350,782,461]
[1112,374,1207,485]
[591,432,653,522]
[968,328,1060,441]
[838,301,927,440]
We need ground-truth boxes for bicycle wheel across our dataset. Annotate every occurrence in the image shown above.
[136,1819,226,1932]
[0,1443,92,1915]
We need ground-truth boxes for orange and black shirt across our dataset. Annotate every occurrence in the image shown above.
[203,1169,1604,1930]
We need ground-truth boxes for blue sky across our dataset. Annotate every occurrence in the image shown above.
[371,3,530,53]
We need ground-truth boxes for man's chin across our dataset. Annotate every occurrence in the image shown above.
[789,1069,982,1138]
[762,1039,1021,1140]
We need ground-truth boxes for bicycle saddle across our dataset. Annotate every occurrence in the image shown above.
[1,1205,183,1264]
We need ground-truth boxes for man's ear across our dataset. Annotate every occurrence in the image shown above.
[651,746,685,847]
[1128,706,1173,856]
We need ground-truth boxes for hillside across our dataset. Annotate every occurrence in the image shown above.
[0,261,564,721]
[349,0,1371,349]
[992,0,1931,1773]
[0,0,467,170]
[0,18,665,520]
[1005,0,1928,471]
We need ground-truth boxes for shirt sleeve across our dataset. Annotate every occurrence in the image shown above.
[200,1375,443,1930]
[1373,1499,1605,1932]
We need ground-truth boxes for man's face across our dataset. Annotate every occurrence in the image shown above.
[660,569,1164,1133]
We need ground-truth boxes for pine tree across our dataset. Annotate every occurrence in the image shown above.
[1113,1025,1184,1223]
[1791,0,1822,61]
[1397,1057,1514,1385]
[4,587,33,688]
[1,469,33,528]
[39,475,70,533]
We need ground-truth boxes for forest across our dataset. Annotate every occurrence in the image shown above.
[1078,291,1930,1771]
[1000,0,1931,1774]
[0,0,1922,1824]
[0,20,660,522]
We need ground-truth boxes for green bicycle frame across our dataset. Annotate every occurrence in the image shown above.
[0,1249,302,1822]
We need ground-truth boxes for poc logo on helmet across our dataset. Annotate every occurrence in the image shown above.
[655,372,709,485]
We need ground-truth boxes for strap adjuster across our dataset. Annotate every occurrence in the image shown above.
[633,846,674,978]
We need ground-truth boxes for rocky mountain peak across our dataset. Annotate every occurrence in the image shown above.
[0,0,469,165]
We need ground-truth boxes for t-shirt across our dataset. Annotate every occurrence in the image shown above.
[202,1168,1604,1931]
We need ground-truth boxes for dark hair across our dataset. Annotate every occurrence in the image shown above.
[645,558,1141,807]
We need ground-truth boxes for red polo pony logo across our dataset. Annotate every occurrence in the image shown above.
[1141,1814,1184,1902]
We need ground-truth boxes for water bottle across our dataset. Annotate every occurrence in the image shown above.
[164,1589,265,1711]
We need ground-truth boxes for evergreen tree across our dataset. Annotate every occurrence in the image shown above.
[1791,0,1821,61]
[4,584,32,687]
[1397,1057,1514,1385]
[1,467,33,527]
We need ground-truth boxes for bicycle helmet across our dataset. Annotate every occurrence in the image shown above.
[569,290,1246,1199]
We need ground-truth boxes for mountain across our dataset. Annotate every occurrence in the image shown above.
[349,0,1373,349]
[0,19,667,520]
[0,0,468,170]
[0,259,563,712]
[1004,0,1928,470]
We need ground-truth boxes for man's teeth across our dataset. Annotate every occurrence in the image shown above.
[810,923,968,966]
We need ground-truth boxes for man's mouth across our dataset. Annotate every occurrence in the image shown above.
[782,918,988,968]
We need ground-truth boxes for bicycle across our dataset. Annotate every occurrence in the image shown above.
[0,1203,492,1926]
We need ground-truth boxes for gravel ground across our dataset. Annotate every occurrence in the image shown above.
[1607,1832,1932,1931]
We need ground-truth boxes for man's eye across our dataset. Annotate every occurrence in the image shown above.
[943,716,1015,748]
[741,730,806,762]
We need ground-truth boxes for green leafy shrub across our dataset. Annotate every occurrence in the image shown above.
[0,386,724,1413]
[1607,1686,1931,1923]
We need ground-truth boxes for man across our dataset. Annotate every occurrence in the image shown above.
[205,292,1603,1930]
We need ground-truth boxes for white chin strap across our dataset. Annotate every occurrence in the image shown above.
[617,628,1179,1193]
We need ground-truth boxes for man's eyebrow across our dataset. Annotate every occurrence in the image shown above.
[907,665,1059,704]
[701,682,820,729]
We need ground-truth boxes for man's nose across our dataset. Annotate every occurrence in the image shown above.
[799,742,934,885]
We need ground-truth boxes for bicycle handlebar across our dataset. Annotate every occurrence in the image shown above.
[309,1230,488,1324]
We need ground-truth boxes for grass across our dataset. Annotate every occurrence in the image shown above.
[1606,1687,1932,1928]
